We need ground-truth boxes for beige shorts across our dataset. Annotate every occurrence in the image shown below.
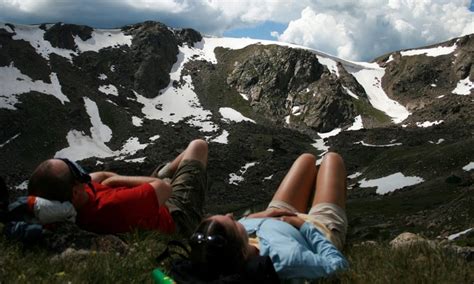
[268,200,348,250]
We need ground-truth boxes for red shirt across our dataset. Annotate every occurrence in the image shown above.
[77,182,175,234]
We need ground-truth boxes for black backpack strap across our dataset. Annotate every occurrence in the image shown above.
[156,240,190,263]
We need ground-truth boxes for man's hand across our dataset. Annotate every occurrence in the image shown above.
[279,216,305,229]
[150,180,172,206]
[246,208,297,219]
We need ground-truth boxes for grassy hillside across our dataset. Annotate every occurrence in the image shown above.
[0,228,472,283]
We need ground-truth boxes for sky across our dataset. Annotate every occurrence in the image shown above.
[0,0,473,61]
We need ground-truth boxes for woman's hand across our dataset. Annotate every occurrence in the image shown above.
[279,216,305,229]
[246,208,296,219]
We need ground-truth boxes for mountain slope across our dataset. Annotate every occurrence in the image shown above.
[0,21,472,242]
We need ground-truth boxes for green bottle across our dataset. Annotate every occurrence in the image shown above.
[151,268,175,284]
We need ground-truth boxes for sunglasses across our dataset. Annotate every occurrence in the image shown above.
[190,233,227,247]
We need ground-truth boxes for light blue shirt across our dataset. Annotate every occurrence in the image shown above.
[239,217,348,279]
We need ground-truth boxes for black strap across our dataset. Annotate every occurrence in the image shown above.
[156,240,190,263]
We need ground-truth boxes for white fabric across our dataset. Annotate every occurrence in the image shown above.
[33,197,77,224]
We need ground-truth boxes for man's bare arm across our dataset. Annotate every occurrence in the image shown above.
[101,175,162,188]
[101,176,172,206]
[90,171,118,183]
[149,180,172,206]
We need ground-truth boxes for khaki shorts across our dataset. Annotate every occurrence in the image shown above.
[165,159,207,237]
[268,200,348,250]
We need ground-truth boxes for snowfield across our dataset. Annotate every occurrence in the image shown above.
[0,64,68,110]
[359,172,424,195]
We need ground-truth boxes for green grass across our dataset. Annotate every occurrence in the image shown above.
[1,231,472,283]
[352,98,391,125]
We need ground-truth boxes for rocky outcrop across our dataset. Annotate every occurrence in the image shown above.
[42,23,93,51]
[379,34,473,124]
[124,21,179,98]
[224,45,357,132]
[174,28,202,47]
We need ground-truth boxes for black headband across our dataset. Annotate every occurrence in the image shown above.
[58,158,91,184]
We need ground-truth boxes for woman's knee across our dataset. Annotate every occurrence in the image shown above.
[297,153,316,165]
[323,152,344,164]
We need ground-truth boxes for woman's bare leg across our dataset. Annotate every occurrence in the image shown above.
[270,153,317,212]
[312,152,347,209]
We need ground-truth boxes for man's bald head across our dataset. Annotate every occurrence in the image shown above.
[28,159,75,201]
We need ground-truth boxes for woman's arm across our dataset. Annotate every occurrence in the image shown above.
[298,222,348,277]
[246,208,296,219]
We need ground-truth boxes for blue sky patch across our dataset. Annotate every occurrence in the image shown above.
[224,21,287,40]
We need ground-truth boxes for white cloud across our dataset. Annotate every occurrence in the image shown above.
[0,0,472,61]
[278,0,473,60]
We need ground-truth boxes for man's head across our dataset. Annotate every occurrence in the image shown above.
[28,159,89,207]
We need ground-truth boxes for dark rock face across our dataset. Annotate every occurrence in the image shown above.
[380,34,473,124]
[224,45,357,131]
[43,23,93,51]
[124,21,179,98]
[175,28,202,47]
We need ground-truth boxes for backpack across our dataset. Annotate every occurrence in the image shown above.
[155,240,280,284]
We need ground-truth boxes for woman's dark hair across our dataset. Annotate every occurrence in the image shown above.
[189,217,248,280]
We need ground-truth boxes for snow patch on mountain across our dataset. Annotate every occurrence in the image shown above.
[359,172,424,194]
[416,120,443,128]
[448,228,473,241]
[463,162,474,171]
[124,157,146,163]
[98,84,119,96]
[117,137,148,156]
[134,44,218,133]
[55,98,152,161]
[4,24,132,62]
[346,65,410,123]
[229,162,258,185]
[132,116,143,127]
[428,138,444,145]
[354,141,402,147]
[452,77,473,95]
[55,97,115,160]
[8,24,74,61]
[316,56,339,77]
[0,64,68,110]
[342,86,359,99]
[219,107,255,123]
[0,133,20,148]
[400,42,457,57]
[312,128,342,164]
[210,130,229,144]
[386,54,395,63]
[149,135,160,141]
[74,29,132,53]
[347,115,363,131]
